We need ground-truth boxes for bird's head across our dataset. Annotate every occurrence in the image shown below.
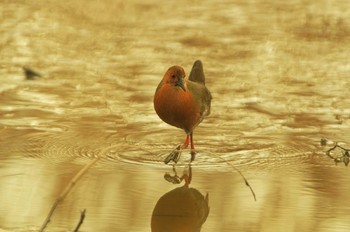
[163,66,186,92]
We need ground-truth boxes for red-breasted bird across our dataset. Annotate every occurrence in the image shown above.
[154,60,212,163]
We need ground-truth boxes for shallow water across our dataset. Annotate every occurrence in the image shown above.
[1,0,350,231]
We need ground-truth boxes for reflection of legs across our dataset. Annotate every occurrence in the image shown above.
[164,164,192,186]
[183,164,192,186]
[164,166,181,184]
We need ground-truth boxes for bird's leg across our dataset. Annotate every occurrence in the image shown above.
[181,135,190,149]
[190,132,196,162]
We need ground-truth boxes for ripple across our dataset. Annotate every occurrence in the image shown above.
[9,122,323,172]
[100,139,319,172]
[102,144,169,168]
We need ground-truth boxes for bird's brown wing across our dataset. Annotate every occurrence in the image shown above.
[188,60,205,84]
[187,81,212,119]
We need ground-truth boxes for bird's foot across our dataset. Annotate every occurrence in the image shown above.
[164,145,182,164]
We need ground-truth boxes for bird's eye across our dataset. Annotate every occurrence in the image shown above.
[171,74,176,79]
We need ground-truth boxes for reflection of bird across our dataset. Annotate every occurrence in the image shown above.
[154,60,212,163]
[151,186,209,232]
[153,165,209,231]
[23,66,42,80]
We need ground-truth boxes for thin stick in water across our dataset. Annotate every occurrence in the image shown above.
[39,145,118,232]
[73,209,86,232]
[39,155,100,232]
[199,152,257,201]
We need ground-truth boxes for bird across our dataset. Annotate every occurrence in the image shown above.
[154,60,212,163]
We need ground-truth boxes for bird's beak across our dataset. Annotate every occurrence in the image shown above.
[175,74,186,92]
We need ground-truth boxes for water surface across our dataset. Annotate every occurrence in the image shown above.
[1,1,350,231]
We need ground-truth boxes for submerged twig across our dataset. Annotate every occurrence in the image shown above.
[207,153,257,202]
[231,164,256,201]
[220,157,256,201]
[39,156,100,232]
[73,209,86,232]
[39,145,118,232]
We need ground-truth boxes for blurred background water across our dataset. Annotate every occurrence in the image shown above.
[1,0,350,231]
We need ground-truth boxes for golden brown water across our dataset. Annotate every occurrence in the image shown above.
[1,1,350,231]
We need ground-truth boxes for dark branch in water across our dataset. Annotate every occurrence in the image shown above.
[73,209,86,232]
[38,156,100,232]
[322,139,350,166]
[208,153,257,202]
[39,145,119,232]
[224,160,257,202]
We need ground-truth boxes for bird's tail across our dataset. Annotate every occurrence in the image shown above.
[188,60,205,84]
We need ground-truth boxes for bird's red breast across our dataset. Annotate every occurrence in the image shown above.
[154,61,211,134]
